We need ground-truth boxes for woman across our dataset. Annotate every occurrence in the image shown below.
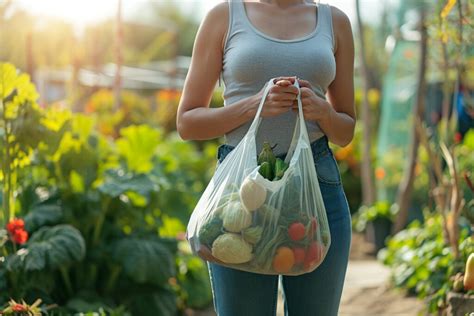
[177,0,355,315]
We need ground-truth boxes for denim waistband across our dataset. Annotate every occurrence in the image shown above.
[217,135,330,162]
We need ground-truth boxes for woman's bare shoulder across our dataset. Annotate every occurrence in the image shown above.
[200,1,230,50]
[328,5,351,26]
[328,5,353,52]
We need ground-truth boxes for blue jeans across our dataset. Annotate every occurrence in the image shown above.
[208,135,352,316]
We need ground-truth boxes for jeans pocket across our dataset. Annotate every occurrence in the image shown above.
[314,149,342,186]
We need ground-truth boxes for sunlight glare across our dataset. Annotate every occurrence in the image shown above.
[18,0,118,28]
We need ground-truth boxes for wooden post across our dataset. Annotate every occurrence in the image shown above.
[113,0,123,111]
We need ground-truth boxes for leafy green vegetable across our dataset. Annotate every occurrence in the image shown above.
[198,216,223,246]
[252,226,287,270]
[221,201,252,233]
[242,226,263,245]
[274,158,289,180]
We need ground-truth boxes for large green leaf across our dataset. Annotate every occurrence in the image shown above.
[116,125,162,173]
[66,290,113,314]
[0,63,18,99]
[10,101,50,151]
[111,237,175,286]
[24,203,63,233]
[177,256,212,309]
[52,131,99,186]
[127,287,177,316]
[0,63,39,120]
[97,169,158,199]
[7,224,86,271]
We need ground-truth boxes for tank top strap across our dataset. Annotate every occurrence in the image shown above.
[317,3,336,51]
[227,0,250,32]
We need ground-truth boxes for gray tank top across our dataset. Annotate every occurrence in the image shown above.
[220,0,336,156]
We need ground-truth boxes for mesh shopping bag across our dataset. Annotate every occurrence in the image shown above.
[186,78,331,275]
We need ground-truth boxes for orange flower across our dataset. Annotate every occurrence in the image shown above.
[375,167,386,180]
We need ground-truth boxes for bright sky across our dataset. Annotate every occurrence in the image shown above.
[14,0,377,31]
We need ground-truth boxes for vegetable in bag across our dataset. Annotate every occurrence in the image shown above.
[221,201,252,233]
[211,233,253,264]
[239,178,267,211]
[187,78,331,276]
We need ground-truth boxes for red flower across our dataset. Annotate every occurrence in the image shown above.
[6,218,28,244]
[454,132,462,144]
[6,218,25,234]
[12,304,27,312]
[12,229,28,245]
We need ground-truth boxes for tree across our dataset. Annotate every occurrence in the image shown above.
[355,0,376,207]
[393,6,428,233]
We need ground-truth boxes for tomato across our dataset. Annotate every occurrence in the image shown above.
[288,222,306,241]
[304,241,323,270]
[292,247,306,265]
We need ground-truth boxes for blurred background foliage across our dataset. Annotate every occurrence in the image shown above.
[0,0,473,314]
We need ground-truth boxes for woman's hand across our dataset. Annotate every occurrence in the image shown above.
[292,79,332,124]
[252,77,299,117]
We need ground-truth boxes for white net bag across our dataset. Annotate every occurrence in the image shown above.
[186,78,331,275]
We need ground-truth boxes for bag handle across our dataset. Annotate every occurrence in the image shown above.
[245,78,310,157]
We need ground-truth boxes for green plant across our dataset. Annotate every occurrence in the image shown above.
[1,63,216,314]
[378,213,473,313]
[0,62,50,225]
[352,201,399,232]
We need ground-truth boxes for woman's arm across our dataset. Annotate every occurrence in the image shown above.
[321,6,356,147]
[291,7,355,147]
[177,3,299,141]
[177,3,256,141]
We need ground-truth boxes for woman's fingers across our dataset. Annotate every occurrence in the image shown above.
[297,79,312,89]
[273,76,296,84]
[275,80,292,88]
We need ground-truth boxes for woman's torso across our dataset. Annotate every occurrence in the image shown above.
[220,0,336,156]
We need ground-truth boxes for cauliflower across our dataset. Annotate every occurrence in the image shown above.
[211,233,253,264]
[221,201,252,233]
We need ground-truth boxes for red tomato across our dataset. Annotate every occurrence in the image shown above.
[292,247,306,264]
[288,222,306,241]
[304,241,323,270]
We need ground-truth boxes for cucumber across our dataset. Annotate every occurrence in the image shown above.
[259,162,274,180]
